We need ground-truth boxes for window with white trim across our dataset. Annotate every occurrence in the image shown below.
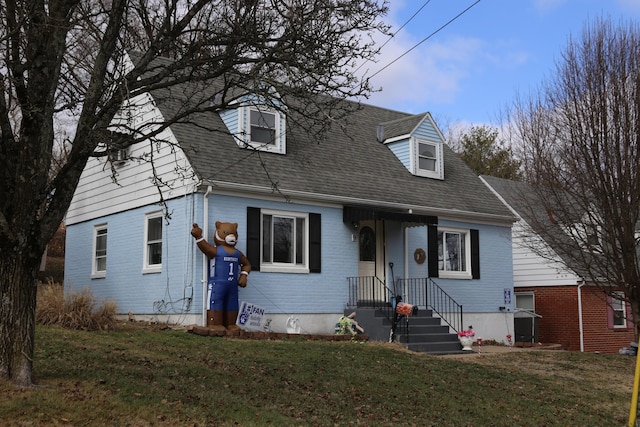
[143,212,163,273]
[240,106,286,154]
[92,224,107,278]
[437,227,471,278]
[611,292,627,328]
[251,109,276,145]
[246,207,321,274]
[262,210,307,272]
[413,138,443,179]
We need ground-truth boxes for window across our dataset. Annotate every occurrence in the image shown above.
[247,207,321,273]
[262,210,306,270]
[250,109,276,145]
[515,293,535,312]
[609,292,629,329]
[239,106,286,154]
[429,226,479,279]
[418,141,437,171]
[438,229,467,273]
[92,225,107,278]
[143,212,162,273]
[413,138,443,179]
[359,226,376,262]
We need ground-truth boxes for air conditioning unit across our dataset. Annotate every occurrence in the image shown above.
[113,148,127,166]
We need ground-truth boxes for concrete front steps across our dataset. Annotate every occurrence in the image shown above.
[345,307,465,355]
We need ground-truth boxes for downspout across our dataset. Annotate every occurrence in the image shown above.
[201,186,213,326]
[404,226,409,298]
[577,279,585,352]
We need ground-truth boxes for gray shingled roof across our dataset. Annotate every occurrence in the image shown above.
[148,67,514,224]
[378,115,424,141]
[481,175,587,275]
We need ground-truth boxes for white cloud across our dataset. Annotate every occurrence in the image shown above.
[363,33,483,113]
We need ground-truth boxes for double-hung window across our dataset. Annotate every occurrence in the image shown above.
[250,109,276,146]
[413,138,443,179]
[92,224,107,278]
[238,106,286,154]
[262,210,307,272]
[609,292,629,329]
[431,226,479,279]
[247,207,321,273]
[438,228,469,276]
[143,212,163,273]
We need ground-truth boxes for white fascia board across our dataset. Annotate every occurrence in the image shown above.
[199,180,516,227]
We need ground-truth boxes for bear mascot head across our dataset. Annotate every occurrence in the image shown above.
[191,221,251,335]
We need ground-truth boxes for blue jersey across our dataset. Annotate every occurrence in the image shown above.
[208,247,243,311]
[211,248,241,283]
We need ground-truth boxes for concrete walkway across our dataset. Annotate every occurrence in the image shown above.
[443,343,564,356]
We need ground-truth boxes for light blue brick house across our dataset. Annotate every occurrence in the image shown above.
[64,55,516,345]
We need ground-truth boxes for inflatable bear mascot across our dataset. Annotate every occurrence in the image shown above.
[191,221,251,334]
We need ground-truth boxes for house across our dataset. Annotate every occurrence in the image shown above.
[64,55,516,345]
[481,175,635,353]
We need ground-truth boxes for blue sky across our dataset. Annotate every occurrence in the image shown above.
[362,0,640,130]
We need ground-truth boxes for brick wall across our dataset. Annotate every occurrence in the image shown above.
[516,286,634,353]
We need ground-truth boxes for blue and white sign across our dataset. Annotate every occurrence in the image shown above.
[504,288,512,305]
[236,301,266,331]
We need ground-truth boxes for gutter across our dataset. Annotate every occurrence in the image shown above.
[201,185,213,326]
[199,180,517,227]
[577,279,585,352]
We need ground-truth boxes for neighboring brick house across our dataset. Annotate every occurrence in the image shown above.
[482,175,635,353]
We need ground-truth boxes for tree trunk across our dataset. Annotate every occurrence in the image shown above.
[0,249,39,387]
[632,299,640,343]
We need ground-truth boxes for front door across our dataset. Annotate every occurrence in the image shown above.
[357,220,386,303]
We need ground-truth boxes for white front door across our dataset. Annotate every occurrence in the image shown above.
[357,220,386,303]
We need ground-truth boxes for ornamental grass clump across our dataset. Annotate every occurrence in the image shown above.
[36,280,117,331]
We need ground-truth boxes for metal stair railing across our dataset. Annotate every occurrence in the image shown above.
[347,276,393,309]
[395,277,463,334]
[346,276,408,340]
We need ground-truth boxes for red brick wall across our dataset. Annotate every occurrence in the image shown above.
[515,286,635,353]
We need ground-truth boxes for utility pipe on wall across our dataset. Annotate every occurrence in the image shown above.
[201,185,213,326]
[577,280,585,352]
[404,226,409,295]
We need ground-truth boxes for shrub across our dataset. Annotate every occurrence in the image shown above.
[36,281,117,331]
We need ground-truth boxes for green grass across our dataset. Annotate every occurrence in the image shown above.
[0,323,635,426]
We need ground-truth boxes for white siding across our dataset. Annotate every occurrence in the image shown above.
[512,219,580,287]
[66,93,199,225]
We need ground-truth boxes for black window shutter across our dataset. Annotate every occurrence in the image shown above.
[471,229,480,279]
[427,224,439,278]
[309,213,321,273]
[246,207,261,271]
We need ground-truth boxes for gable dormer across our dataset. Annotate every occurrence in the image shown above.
[218,95,287,155]
[378,113,445,180]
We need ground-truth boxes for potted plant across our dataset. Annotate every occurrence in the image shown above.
[457,326,475,351]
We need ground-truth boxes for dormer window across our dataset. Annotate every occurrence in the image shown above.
[413,137,443,179]
[238,106,286,154]
[250,109,276,145]
[418,141,437,171]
